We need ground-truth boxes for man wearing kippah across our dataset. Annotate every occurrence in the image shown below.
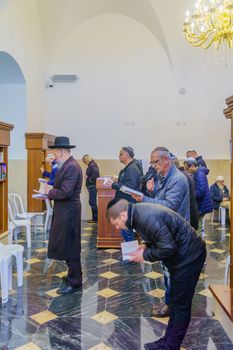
[210,176,230,220]
[107,146,141,241]
[184,157,212,234]
[106,199,206,350]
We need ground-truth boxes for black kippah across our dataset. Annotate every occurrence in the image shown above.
[107,198,122,211]
[123,146,134,158]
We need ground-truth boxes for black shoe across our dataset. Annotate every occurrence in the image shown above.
[144,337,165,350]
[57,282,82,295]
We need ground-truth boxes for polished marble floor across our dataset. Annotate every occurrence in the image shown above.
[1,219,233,350]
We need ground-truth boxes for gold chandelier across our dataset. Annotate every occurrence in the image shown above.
[183,0,233,49]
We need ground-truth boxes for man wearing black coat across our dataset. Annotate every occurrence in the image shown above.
[107,146,141,241]
[82,154,100,223]
[45,136,83,295]
[107,199,206,350]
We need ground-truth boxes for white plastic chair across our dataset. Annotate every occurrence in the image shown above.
[224,255,231,285]
[0,242,24,287]
[8,203,31,248]
[44,199,53,233]
[0,252,12,304]
[8,193,36,232]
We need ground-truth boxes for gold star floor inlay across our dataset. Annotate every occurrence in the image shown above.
[102,258,119,265]
[30,310,58,324]
[96,288,120,298]
[210,248,226,254]
[199,273,208,280]
[91,311,118,325]
[45,288,60,298]
[199,289,213,298]
[104,249,120,253]
[25,258,41,264]
[14,343,42,350]
[99,271,119,279]
[13,271,32,278]
[35,248,48,253]
[147,289,165,298]
[89,344,112,350]
[54,271,67,278]
[144,272,163,279]
[205,240,215,245]
[152,316,169,325]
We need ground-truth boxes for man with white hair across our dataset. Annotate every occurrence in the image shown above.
[210,175,230,214]
[44,136,83,295]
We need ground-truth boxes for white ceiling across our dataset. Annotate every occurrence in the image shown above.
[36,0,179,62]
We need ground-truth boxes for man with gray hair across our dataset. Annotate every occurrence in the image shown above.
[132,146,190,317]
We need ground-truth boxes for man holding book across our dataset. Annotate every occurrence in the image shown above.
[106,199,206,350]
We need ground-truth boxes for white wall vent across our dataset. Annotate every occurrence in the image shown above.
[52,74,78,83]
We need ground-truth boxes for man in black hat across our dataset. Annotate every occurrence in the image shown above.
[44,136,83,294]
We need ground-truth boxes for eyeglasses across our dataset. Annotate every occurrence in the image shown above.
[150,159,161,165]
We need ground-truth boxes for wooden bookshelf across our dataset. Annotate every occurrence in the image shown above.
[0,121,14,237]
[25,133,56,212]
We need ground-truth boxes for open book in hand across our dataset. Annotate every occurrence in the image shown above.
[121,240,139,262]
[32,192,48,199]
[120,185,143,197]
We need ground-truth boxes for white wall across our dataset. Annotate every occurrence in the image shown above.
[44,13,231,160]
[0,0,46,132]
[0,84,26,159]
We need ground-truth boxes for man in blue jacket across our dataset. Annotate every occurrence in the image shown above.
[107,199,206,350]
[184,158,213,233]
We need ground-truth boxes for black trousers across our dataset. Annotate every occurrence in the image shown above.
[163,247,206,350]
[66,259,82,287]
[88,186,98,221]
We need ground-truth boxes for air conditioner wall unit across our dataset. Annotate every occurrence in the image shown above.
[52,74,78,83]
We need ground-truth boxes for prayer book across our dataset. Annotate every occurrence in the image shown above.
[121,240,139,261]
[120,185,143,197]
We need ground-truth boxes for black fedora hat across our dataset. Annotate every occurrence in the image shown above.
[48,136,76,149]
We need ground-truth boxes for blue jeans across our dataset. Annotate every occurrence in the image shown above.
[88,186,98,221]
[121,229,135,242]
[163,264,171,305]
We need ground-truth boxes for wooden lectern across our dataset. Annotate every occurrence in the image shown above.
[0,121,14,237]
[25,133,56,212]
[209,96,233,334]
[96,178,122,248]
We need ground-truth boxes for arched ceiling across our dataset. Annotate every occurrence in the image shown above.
[36,0,175,66]
[0,52,25,84]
